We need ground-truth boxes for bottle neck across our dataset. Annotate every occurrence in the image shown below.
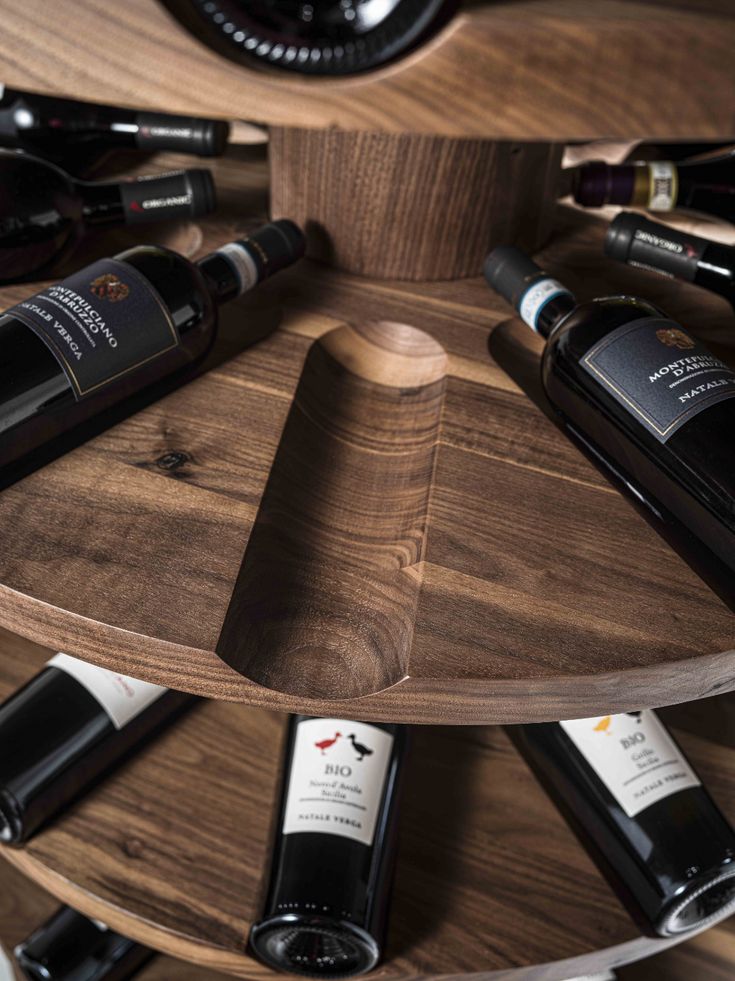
[696,242,735,302]
[78,181,126,226]
[197,222,307,306]
[605,215,735,303]
[197,248,247,305]
[0,88,136,146]
[78,170,214,228]
[0,88,229,156]
[573,161,679,211]
[516,275,577,338]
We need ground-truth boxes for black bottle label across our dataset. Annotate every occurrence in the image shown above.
[560,712,699,817]
[581,317,735,442]
[7,258,179,398]
[283,719,394,846]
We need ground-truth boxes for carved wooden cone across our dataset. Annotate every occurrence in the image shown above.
[270,128,563,280]
[216,320,447,700]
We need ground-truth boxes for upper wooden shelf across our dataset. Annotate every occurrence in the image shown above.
[0,148,734,724]
[2,0,734,138]
[3,629,734,980]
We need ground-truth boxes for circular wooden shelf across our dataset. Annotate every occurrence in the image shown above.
[2,0,735,138]
[4,631,733,980]
[0,151,734,724]
[0,852,224,981]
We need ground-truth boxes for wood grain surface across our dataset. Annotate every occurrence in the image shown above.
[270,130,563,279]
[619,917,735,981]
[0,1,734,139]
[217,321,446,699]
[0,861,227,980]
[0,148,734,723]
[3,630,735,979]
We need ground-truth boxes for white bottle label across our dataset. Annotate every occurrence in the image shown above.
[560,710,700,817]
[216,241,259,296]
[282,719,394,846]
[47,653,168,730]
[647,161,677,210]
[518,278,572,332]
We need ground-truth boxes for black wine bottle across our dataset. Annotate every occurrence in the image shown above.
[0,84,230,173]
[511,711,735,936]
[569,149,735,223]
[0,149,216,283]
[483,247,735,584]
[0,653,193,845]
[250,716,407,977]
[164,0,453,75]
[0,218,305,482]
[14,905,153,981]
[605,212,735,310]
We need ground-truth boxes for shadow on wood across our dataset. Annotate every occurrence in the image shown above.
[216,320,447,699]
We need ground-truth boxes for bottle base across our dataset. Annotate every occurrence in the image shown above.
[249,914,381,978]
[659,864,735,935]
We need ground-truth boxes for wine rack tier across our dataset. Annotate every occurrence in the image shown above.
[0,149,734,725]
[3,630,735,981]
[0,856,225,981]
[1,0,734,138]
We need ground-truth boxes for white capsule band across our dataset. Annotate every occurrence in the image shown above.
[216,242,259,297]
[518,278,572,332]
[647,162,677,211]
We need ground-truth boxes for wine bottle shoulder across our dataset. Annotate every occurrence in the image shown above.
[547,295,666,356]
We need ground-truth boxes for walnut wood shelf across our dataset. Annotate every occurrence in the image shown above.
[2,0,734,138]
[4,630,735,980]
[0,856,225,981]
[618,915,735,981]
[0,149,734,724]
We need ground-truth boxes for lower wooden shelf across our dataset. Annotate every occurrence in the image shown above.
[2,631,734,979]
[0,857,225,981]
[618,916,735,981]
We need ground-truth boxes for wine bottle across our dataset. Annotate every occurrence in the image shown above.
[0,218,305,482]
[0,653,193,845]
[510,711,735,936]
[0,84,230,173]
[0,149,217,283]
[483,246,735,584]
[14,905,153,980]
[164,0,453,75]
[570,149,735,223]
[605,212,735,310]
[250,716,407,977]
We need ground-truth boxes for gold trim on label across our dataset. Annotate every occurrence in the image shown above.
[11,259,180,398]
[631,164,651,207]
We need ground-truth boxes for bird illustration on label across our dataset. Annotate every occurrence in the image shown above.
[314,732,341,755]
[593,712,643,736]
[348,734,374,762]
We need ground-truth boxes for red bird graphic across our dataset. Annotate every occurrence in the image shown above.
[314,732,341,754]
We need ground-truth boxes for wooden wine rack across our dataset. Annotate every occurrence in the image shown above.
[1,627,734,979]
[0,144,732,977]
[0,149,733,725]
[0,0,735,977]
